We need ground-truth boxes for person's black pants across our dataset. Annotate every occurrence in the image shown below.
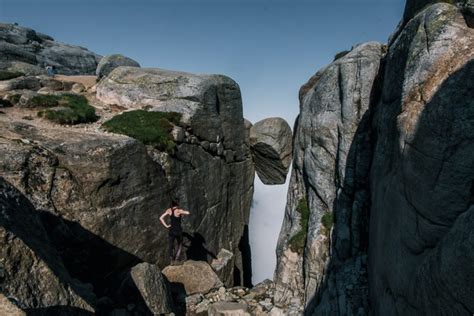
[168,232,183,260]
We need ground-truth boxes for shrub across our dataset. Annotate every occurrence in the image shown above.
[289,198,310,254]
[321,212,334,232]
[102,110,181,153]
[29,94,60,107]
[38,94,98,124]
[0,71,24,81]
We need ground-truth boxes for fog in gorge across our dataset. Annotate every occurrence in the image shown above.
[249,174,289,284]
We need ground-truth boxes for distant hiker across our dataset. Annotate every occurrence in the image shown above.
[160,200,190,265]
[45,65,54,77]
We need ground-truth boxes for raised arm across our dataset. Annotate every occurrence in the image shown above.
[179,208,190,216]
[160,208,171,228]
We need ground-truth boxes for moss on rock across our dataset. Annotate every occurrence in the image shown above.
[289,198,310,254]
[37,94,98,124]
[102,110,181,153]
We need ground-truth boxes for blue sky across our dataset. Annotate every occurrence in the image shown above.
[1,0,405,125]
[0,0,406,283]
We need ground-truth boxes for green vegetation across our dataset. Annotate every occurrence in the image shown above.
[29,94,60,107]
[102,110,181,153]
[37,94,98,125]
[289,198,310,254]
[0,71,24,81]
[321,212,334,233]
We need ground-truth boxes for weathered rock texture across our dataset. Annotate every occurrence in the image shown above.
[0,53,253,314]
[0,23,101,75]
[96,54,140,78]
[369,3,474,315]
[130,263,174,314]
[0,177,96,314]
[274,42,384,314]
[162,260,224,295]
[274,1,474,315]
[249,117,293,185]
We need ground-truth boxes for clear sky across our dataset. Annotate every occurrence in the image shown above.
[0,0,406,283]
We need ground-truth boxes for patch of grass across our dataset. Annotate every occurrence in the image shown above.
[0,71,24,81]
[38,94,98,125]
[321,212,334,233]
[102,110,181,153]
[29,94,60,107]
[289,198,310,254]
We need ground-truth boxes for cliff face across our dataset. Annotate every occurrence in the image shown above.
[0,24,254,313]
[273,42,384,314]
[274,1,474,315]
[369,3,474,314]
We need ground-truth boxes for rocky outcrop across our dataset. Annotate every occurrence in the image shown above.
[162,260,224,295]
[0,177,96,314]
[96,54,140,78]
[0,294,26,316]
[0,41,253,314]
[369,3,474,315]
[0,23,101,75]
[129,263,174,314]
[273,42,385,314]
[249,117,292,185]
[274,1,474,315]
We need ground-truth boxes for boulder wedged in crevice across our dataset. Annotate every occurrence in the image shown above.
[249,117,293,185]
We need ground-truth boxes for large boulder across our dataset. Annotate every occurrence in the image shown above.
[369,3,474,315]
[96,54,140,78]
[96,67,246,149]
[129,263,174,315]
[0,177,96,314]
[273,42,385,313]
[249,117,292,185]
[0,23,100,75]
[0,65,254,297]
[162,260,224,295]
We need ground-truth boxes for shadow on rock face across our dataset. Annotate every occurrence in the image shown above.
[183,232,217,261]
[38,212,142,299]
[23,306,95,316]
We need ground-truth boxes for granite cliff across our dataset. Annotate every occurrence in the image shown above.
[274,1,473,315]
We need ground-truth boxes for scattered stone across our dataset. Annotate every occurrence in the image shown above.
[130,262,174,315]
[162,260,224,295]
[71,82,86,93]
[96,54,140,78]
[208,301,250,316]
[211,248,234,288]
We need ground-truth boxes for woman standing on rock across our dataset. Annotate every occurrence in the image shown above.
[160,200,190,265]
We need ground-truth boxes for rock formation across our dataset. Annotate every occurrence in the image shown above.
[0,177,96,314]
[96,54,140,78]
[162,260,224,295]
[0,23,254,315]
[273,41,384,314]
[369,2,474,315]
[0,23,101,75]
[274,1,474,315]
[129,263,174,314]
[249,117,292,185]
